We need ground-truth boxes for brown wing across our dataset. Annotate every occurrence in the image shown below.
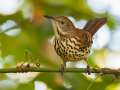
[71,29,92,48]
[83,17,107,37]
[80,31,92,48]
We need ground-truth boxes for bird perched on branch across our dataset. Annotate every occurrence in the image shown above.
[44,15,107,75]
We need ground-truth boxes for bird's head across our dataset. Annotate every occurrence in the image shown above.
[44,16,75,33]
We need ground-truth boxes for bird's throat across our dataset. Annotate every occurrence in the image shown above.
[52,20,65,38]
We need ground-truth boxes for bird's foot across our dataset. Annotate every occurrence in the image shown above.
[59,63,66,77]
[86,65,92,75]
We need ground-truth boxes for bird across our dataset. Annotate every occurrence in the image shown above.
[44,15,107,75]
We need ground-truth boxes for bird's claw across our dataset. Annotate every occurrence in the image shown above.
[59,62,66,77]
[60,64,65,76]
[86,65,92,75]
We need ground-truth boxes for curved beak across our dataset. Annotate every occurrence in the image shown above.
[44,15,55,20]
[44,15,61,24]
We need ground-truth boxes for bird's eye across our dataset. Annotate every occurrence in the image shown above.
[61,21,64,24]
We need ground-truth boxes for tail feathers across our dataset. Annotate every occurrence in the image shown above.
[83,17,107,37]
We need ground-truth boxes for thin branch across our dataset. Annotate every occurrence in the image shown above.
[0,67,120,75]
[0,25,19,34]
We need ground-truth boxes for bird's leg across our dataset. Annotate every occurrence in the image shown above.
[60,61,66,77]
[87,65,91,75]
[84,58,91,75]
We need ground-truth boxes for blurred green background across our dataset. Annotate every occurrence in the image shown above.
[0,0,120,90]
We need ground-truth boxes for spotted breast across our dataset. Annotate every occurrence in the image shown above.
[54,30,93,62]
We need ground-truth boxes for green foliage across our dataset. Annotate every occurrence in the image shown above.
[0,0,118,90]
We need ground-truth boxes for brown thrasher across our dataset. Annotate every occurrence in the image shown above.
[44,16,107,75]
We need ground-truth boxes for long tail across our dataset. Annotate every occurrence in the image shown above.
[83,17,107,37]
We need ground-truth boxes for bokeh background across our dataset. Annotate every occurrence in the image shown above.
[0,0,120,90]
